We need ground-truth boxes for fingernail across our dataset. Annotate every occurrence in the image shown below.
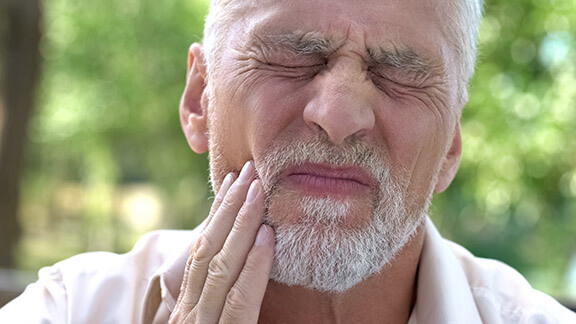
[238,161,254,182]
[246,179,261,204]
[255,224,272,246]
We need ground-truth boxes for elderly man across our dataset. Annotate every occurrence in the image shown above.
[2,0,575,322]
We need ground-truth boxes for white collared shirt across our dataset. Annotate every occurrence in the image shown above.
[1,218,574,323]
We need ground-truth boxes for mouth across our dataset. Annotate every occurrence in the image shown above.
[281,163,375,197]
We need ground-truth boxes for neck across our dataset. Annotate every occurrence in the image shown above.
[259,223,425,324]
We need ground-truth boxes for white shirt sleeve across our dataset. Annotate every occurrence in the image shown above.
[0,230,192,324]
[0,265,69,323]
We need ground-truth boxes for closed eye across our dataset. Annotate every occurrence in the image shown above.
[368,69,426,89]
[258,60,326,79]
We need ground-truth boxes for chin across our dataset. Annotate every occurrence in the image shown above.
[210,133,434,292]
[264,185,428,293]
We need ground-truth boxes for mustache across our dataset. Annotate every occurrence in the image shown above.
[255,134,390,194]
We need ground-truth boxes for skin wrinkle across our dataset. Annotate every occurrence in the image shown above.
[381,83,448,127]
[252,32,334,57]
[245,30,446,93]
[367,47,432,77]
[253,62,324,81]
[204,0,482,104]
[375,42,456,109]
[392,69,452,116]
[413,91,443,122]
[253,130,429,292]
[427,86,455,130]
[179,2,486,323]
[201,0,463,309]
[235,42,320,87]
[223,56,266,111]
[414,94,451,167]
[405,147,425,211]
[373,71,442,100]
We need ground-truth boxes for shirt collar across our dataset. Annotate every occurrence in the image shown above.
[141,226,200,324]
[412,217,483,324]
[142,217,483,323]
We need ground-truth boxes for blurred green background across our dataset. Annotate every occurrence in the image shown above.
[1,0,575,306]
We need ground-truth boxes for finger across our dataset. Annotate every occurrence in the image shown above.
[195,179,266,322]
[220,224,276,324]
[202,172,237,231]
[174,171,237,315]
[182,161,255,309]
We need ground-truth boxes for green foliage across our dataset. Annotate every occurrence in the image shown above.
[21,0,212,267]
[432,0,576,298]
[18,0,576,301]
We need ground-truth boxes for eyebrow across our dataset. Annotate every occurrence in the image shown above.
[367,47,432,76]
[248,31,335,57]
[247,31,433,75]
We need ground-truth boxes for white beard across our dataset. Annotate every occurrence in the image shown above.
[255,135,435,293]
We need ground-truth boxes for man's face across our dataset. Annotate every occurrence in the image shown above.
[200,0,462,291]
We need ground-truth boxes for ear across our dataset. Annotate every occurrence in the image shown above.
[180,43,209,154]
[434,122,462,193]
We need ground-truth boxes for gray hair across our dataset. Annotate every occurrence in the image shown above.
[202,0,484,102]
[440,0,485,100]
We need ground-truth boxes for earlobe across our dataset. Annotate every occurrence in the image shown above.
[434,122,462,193]
[180,43,209,154]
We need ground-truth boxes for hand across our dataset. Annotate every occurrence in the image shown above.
[169,161,276,323]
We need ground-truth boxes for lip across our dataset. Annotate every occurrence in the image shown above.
[281,163,375,197]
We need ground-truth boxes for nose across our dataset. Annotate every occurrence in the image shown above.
[303,63,375,145]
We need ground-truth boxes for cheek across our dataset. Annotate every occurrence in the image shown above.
[210,71,313,175]
[243,79,312,159]
[376,101,454,190]
[207,89,252,174]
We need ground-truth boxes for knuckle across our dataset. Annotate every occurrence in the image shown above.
[212,191,225,207]
[207,253,232,282]
[236,204,253,223]
[192,233,215,265]
[224,285,253,316]
[241,253,260,274]
[218,192,240,211]
[209,193,227,216]
[168,308,197,324]
[219,181,248,209]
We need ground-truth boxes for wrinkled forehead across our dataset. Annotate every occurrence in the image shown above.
[222,0,453,67]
